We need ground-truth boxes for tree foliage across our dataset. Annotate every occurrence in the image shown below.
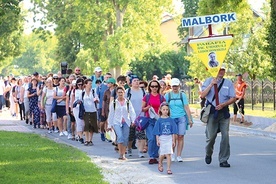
[0,0,23,62]
[130,48,189,80]
[31,0,171,76]
[178,0,199,41]
[268,0,276,80]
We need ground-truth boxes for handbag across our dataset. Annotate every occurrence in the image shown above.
[51,99,57,113]
[148,107,159,120]
[134,113,150,131]
[200,104,211,123]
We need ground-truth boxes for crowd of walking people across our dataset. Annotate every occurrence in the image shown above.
[0,65,238,174]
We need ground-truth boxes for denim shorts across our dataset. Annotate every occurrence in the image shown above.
[113,123,130,146]
[174,116,187,135]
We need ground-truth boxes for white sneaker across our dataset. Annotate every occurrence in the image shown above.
[63,131,68,136]
[177,156,183,162]
[48,130,52,134]
[67,133,73,140]
[59,132,64,136]
[54,128,59,133]
[138,152,145,158]
[171,153,176,162]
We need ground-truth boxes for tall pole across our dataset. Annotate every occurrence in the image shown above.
[208,25,219,106]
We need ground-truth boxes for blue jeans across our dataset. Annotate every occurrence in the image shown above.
[146,118,159,158]
[114,123,130,147]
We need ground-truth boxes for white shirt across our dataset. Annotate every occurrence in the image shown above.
[107,98,136,128]
[43,87,54,105]
[83,90,98,112]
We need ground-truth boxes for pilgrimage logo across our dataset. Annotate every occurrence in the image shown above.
[189,36,233,77]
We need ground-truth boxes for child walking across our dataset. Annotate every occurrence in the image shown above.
[153,102,177,175]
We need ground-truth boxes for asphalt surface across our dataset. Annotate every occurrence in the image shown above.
[1,110,276,184]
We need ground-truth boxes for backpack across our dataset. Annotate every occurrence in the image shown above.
[126,88,146,100]
[91,75,104,82]
[167,92,184,106]
[82,89,97,109]
[113,99,130,113]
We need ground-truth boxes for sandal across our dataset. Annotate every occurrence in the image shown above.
[84,141,89,146]
[167,170,172,175]
[158,163,163,172]
[89,141,94,146]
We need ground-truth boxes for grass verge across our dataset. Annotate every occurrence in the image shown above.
[0,131,107,184]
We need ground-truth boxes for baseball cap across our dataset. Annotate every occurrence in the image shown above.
[94,67,102,72]
[72,80,76,85]
[107,77,116,84]
[33,72,39,76]
[220,64,226,70]
[53,74,58,78]
[153,75,159,79]
[130,75,139,84]
[236,73,242,77]
[171,78,180,86]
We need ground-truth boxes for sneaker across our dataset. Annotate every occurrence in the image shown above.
[79,138,84,144]
[176,156,183,162]
[138,152,145,158]
[128,149,132,156]
[205,155,212,164]
[220,161,230,167]
[67,133,73,140]
[48,130,52,134]
[100,133,105,141]
[63,131,68,136]
[59,132,64,136]
[54,128,59,133]
[171,154,176,162]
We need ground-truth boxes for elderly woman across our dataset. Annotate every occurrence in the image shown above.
[108,87,136,160]
[164,78,193,162]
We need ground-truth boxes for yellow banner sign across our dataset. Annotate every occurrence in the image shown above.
[189,35,233,77]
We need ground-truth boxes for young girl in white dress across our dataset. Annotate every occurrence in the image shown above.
[153,102,177,175]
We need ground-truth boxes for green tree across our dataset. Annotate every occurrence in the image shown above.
[0,0,23,62]
[178,0,199,42]
[130,48,189,80]
[11,33,58,75]
[268,0,276,80]
[31,0,171,76]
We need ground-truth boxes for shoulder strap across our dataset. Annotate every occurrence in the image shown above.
[127,88,131,100]
[113,100,116,110]
[168,92,171,103]
[101,76,104,81]
[82,91,85,100]
[126,99,130,113]
[91,75,95,81]
[180,92,184,105]
[211,78,225,102]
[92,89,95,98]
[145,93,150,105]
[141,88,145,97]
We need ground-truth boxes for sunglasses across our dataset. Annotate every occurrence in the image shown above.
[150,85,159,88]
[76,70,80,71]
[53,78,58,80]
[77,83,83,86]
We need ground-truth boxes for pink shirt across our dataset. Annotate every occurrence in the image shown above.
[142,94,165,117]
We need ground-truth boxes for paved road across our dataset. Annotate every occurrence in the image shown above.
[1,112,276,184]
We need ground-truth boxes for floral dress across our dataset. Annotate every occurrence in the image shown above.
[28,87,40,126]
